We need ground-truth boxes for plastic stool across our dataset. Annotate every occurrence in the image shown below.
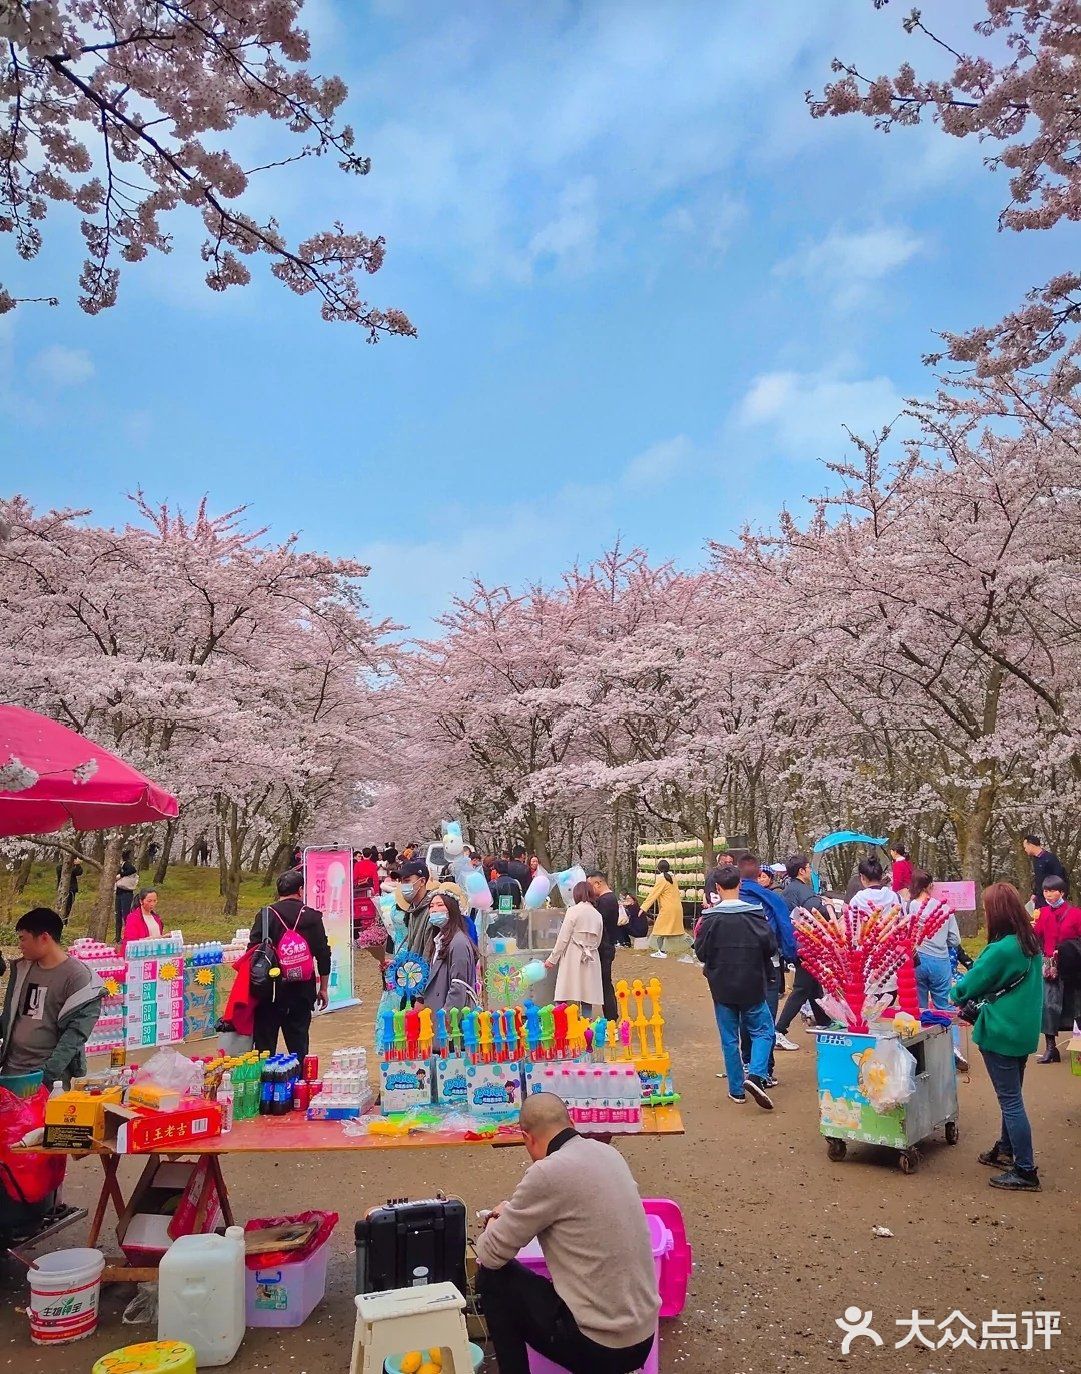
[349,1282,474,1374]
[92,1342,196,1374]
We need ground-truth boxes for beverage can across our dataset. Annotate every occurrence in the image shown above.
[292,1080,311,1111]
[303,1054,319,1082]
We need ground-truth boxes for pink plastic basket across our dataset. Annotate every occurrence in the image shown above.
[517,1209,681,1374]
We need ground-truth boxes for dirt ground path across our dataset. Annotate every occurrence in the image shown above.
[3,950,1078,1372]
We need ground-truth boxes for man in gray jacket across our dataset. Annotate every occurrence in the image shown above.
[0,908,103,1086]
[774,854,831,1047]
[475,1093,658,1374]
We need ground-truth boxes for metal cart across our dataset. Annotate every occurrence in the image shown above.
[814,1024,959,1173]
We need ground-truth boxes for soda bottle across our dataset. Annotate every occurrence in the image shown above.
[259,1057,275,1116]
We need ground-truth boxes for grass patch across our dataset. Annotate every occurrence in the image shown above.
[2,862,278,944]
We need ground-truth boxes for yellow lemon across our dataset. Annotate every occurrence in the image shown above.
[427,1353,443,1368]
[399,1353,423,1374]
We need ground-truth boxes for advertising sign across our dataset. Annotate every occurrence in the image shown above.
[303,847,358,1012]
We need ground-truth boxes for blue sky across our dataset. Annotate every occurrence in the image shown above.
[0,0,1068,628]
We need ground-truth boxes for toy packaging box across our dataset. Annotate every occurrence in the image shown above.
[464,1060,523,1117]
[379,1059,434,1114]
[434,1054,470,1108]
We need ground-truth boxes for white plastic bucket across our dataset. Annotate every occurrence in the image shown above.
[28,1247,106,1345]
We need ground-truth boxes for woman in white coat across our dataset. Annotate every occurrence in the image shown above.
[545,880,604,1013]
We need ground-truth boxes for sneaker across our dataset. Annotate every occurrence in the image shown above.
[1036,1044,1060,1064]
[977,1145,1013,1169]
[728,1092,746,1104]
[649,951,668,959]
[989,1167,1040,1192]
[743,1074,774,1110]
[774,1032,800,1052]
[677,954,697,965]
[764,1074,780,1088]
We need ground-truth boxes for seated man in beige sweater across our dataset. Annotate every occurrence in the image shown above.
[474,1093,659,1374]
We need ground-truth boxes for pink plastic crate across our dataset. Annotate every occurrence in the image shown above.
[516,1212,671,1374]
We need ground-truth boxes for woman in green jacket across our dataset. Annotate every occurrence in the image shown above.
[950,883,1043,1192]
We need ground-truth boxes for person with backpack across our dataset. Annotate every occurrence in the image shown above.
[247,869,331,1062]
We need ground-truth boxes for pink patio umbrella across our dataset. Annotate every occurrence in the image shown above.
[0,704,179,837]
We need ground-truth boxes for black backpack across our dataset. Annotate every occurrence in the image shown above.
[249,906,280,1001]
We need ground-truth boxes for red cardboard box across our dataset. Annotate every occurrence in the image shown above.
[105,1098,223,1154]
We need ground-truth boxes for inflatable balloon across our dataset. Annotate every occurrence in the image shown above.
[520,959,547,986]
[523,868,551,909]
[554,864,587,907]
[440,819,465,859]
[465,868,493,911]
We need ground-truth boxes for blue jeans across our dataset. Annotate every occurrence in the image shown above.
[980,1049,1034,1172]
[715,1001,774,1096]
[916,953,960,1049]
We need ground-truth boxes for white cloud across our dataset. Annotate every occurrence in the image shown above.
[328,2,909,286]
[736,361,906,457]
[526,178,599,276]
[622,436,693,490]
[775,225,925,310]
[30,344,95,387]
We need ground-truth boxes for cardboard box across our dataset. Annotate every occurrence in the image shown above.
[434,1054,469,1108]
[379,1059,434,1114]
[1069,1034,1081,1077]
[116,1156,222,1264]
[463,1060,523,1117]
[43,1086,123,1150]
[104,1098,223,1153]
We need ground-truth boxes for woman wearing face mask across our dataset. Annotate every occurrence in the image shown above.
[419,892,478,1012]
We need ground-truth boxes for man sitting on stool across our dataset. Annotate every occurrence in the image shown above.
[475,1093,658,1374]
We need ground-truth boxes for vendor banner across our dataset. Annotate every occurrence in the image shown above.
[303,847,357,1013]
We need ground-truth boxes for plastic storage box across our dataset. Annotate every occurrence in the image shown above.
[246,1231,332,1328]
[515,1213,672,1374]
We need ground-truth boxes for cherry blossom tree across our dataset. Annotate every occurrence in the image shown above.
[809,1,1081,389]
[0,0,414,336]
[0,491,395,928]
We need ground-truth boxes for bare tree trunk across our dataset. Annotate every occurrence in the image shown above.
[13,850,34,895]
[55,848,74,914]
[91,834,124,943]
[153,819,177,886]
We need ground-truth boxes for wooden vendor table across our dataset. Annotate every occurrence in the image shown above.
[20,1105,683,1283]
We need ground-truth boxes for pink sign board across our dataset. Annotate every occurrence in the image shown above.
[303,847,357,1012]
[932,880,977,911]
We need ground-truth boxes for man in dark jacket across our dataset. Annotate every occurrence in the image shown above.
[693,864,776,1110]
[1023,834,1069,905]
[738,855,796,1080]
[507,845,532,895]
[248,869,331,1062]
[774,853,832,1045]
[588,869,621,1020]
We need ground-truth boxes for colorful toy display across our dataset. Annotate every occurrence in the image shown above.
[792,900,950,1032]
[373,977,678,1121]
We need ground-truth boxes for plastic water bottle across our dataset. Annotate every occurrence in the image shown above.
[623,1066,643,1133]
[217,1072,234,1133]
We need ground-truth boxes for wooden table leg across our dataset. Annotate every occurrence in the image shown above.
[87,1155,124,1248]
[207,1155,234,1227]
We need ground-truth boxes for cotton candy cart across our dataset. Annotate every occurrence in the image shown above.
[814,1024,958,1173]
